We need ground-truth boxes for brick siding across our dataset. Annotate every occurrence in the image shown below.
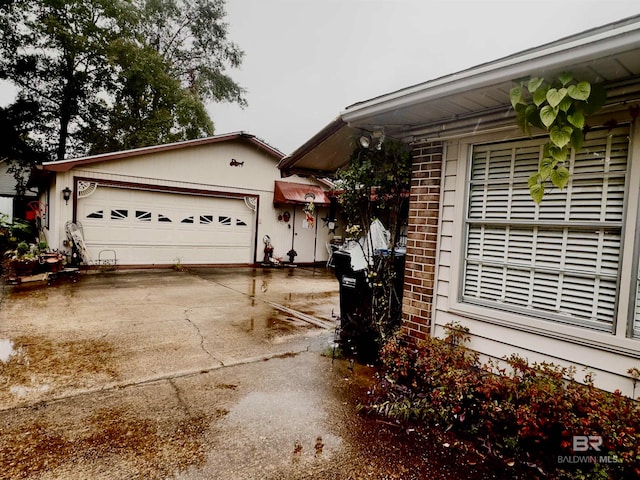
[401,142,443,341]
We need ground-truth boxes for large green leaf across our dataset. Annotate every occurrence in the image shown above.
[558,96,573,113]
[571,128,584,151]
[533,84,549,107]
[567,81,591,101]
[527,77,544,94]
[558,72,573,86]
[549,126,573,148]
[510,86,523,109]
[548,145,569,162]
[525,104,539,122]
[529,183,544,204]
[540,105,558,128]
[528,173,540,188]
[546,88,567,108]
[539,156,555,180]
[550,165,570,189]
[515,108,530,137]
[567,110,585,129]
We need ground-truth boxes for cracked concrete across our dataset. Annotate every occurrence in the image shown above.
[0,267,339,412]
[183,308,215,360]
[0,267,504,480]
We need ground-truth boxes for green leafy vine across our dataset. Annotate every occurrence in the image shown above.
[510,73,606,202]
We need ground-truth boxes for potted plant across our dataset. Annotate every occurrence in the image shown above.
[8,242,37,276]
[35,241,63,272]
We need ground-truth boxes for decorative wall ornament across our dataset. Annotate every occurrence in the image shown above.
[77,181,98,198]
[303,192,316,228]
[244,196,257,211]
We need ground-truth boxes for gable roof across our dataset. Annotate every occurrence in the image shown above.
[42,132,285,173]
[280,14,640,176]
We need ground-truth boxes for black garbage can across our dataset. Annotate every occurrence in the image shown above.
[331,249,377,361]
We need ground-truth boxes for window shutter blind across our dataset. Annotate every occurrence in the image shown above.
[464,127,629,330]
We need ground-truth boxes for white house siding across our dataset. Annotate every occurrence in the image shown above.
[0,196,13,221]
[43,138,336,266]
[431,117,640,397]
[269,203,335,264]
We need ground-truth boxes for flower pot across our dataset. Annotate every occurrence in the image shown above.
[46,257,62,272]
[11,258,37,276]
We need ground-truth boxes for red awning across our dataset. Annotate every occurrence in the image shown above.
[273,181,331,206]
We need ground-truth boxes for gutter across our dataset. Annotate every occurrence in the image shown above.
[341,16,640,124]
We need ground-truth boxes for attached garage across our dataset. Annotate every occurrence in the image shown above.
[76,183,256,265]
[39,132,339,267]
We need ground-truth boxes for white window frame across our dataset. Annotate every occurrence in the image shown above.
[445,120,640,355]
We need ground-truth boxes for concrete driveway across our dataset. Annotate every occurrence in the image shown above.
[0,267,497,479]
[0,267,340,410]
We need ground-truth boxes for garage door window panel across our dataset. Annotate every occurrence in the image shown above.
[136,211,152,222]
[463,127,629,331]
[111,209,128,220]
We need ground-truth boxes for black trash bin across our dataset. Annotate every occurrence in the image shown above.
[331,249,377,361]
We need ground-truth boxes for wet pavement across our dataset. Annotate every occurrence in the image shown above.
[0,267,502,479]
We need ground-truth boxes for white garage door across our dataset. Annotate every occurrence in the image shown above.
[76,185,255,265]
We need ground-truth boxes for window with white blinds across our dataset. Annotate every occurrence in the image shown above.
[463,127,629,331]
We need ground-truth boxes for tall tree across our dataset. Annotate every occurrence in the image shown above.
[0,0,245,159]
[0,100,47,197]
[0,0,134,159]
[86,0,246,153]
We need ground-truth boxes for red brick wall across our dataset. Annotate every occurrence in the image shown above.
[401,142,443,341]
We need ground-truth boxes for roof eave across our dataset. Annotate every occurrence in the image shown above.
[341,16,640,125]
[42,132,285,173]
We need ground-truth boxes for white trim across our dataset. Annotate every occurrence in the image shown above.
[625,121,640,337]
[445,301,640,359]
[342,19,640,123]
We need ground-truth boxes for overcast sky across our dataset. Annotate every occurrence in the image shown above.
[210,0,640,155]
[2,0,640,156]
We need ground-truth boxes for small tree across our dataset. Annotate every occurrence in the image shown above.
[335,138,412,360]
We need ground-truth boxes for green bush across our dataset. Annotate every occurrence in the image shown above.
[366,325,640,479]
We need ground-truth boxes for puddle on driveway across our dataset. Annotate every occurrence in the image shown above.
[0,338,15,362]
[206,389,342,476]
[235,305,320,343]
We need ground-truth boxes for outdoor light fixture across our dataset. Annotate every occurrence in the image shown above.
[359,135,371,148]
[372,128,385,150]
[359,128,385,150]
[62,187,72,205]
